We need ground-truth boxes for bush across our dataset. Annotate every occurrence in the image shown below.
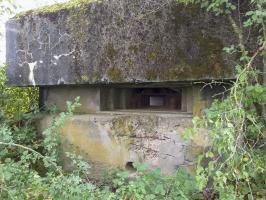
[0,66,38,120]
[0,97,200,200]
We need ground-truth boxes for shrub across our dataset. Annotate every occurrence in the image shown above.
[0,66,39,120]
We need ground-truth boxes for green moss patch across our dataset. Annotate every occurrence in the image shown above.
[16,0,101,18]
[146,32,233,81]
[107,67,124,82]
[105,43,118,60]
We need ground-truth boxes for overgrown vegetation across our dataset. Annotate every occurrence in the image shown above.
[182,0,266,199]
[0,0,265,199]
[0,67,39,120]
[0,95,198,199]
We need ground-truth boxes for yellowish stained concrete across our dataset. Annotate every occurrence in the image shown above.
[38,85,213,175]
[61,121,130,168]
[38,112,201,175]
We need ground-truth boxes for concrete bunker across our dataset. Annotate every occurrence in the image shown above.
[41,85,193,113]
[6,0,236,175]
[38,83,227,174]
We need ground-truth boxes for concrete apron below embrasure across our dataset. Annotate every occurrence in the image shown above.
[38,111,209,177]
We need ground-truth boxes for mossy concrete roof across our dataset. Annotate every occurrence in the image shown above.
[16,0,99,18]
[6,0,236,86]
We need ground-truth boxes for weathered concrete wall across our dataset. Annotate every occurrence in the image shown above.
[6,0,234,176]
[38,112,209,175]
[6,0,236,86]
[36,84,227,175]
[42,84,228,114]
[41,86,206,115]
[43,86,100,113]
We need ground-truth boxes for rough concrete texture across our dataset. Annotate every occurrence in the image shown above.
[41,84,222,114]
[38,84,225,175]
[43,86,101,113]
[6,0,236,86]
[38,111,209,175]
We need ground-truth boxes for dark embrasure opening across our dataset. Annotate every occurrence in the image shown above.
[127,88,182,110]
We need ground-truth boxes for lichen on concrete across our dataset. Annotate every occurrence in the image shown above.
[105,43,118,60]
[110,117,134,137]
[7,0,236,86]
[107,67,124,82]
